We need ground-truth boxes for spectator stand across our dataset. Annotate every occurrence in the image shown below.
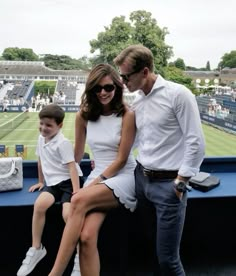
[6,80,33,105]
[54,80,77,105]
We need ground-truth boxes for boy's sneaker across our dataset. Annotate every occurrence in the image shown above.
[71,253,81,276]
[17,244,47,276]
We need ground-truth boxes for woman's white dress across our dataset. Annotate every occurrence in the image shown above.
[84,114,137,212]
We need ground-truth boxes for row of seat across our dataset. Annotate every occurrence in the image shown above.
[0,145,91,162]
[0,144,27,159]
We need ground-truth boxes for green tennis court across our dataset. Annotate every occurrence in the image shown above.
[0,112,236,160]
[0,112,78,159]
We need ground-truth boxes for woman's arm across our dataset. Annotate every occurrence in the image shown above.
[74,111,87,163]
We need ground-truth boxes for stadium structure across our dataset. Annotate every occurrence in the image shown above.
[0,60,89,112]
[184,67,236,87]
[184,68,236,134]
[0,60,137,112]
[0,61,236,133]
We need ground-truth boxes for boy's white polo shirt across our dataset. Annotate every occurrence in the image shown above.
[36,131,83,186]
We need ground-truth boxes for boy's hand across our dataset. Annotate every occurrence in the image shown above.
[28,182,44,192]
[72,188,79,196]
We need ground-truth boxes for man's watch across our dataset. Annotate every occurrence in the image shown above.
[174,179,189,193]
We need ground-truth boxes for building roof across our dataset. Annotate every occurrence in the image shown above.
[0,61,88,77]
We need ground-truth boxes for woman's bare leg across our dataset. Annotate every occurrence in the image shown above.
[48,184,118,276]
[80,212,106,276]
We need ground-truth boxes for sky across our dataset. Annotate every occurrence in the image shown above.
[0,0,235,69]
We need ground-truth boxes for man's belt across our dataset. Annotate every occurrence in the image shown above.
[137,161,178,179]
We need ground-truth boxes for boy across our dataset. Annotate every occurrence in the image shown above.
[17,104,83,276]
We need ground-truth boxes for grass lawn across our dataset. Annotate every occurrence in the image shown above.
[0,112,236,160]
[202,123,236,156]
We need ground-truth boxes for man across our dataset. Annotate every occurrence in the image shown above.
[114,44,205,276]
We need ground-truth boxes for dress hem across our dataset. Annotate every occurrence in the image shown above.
[104,183,136,212]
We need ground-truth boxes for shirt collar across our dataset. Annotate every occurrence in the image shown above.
[138,74,166,96]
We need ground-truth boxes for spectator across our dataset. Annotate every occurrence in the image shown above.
[3,96,9,113]
[17,104,83,276]
[114,44,205,276]
[48,64,137,276]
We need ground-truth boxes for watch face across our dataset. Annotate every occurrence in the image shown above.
[176,182,186,192]
[178,182,185,188]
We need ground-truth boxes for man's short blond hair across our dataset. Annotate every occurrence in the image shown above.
[114,44,154,72]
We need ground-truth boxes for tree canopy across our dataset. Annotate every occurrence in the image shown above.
[218,50,236,69]
[90,10,172,74]
[206,61,211,71]
[2,47,38,61]
[173,58,186,70]
[42,54,91,71]
[164,65,197,94]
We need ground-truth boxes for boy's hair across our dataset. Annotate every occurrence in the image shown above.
[39,104,65,125]
[114,44,154,73]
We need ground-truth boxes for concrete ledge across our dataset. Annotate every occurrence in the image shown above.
[1,157,236,207]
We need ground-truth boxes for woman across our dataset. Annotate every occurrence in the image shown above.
[49,64,137,276]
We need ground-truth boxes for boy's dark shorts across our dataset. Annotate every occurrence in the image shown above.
[42,176,84,203]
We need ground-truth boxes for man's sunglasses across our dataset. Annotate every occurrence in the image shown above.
[120,68,142,83]
[93,84,115,94]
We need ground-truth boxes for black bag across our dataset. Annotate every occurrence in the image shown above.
[189,172,220,192]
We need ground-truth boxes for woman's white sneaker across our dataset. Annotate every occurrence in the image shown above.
[71,253,81,276]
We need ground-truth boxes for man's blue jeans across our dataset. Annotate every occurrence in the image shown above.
[135,165,187,276]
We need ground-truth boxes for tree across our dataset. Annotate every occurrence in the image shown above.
[42,54,90,70]
[34,81,57,95]
[129,10,172,73]
[89,10,172,73]
[90,16,133,65]
[164,65,197,94]
[42,54,74,70]
[218,50,236,69]
[2,47,38,61]
[77,56,92,71]
[174,58,186,70]
[206,61,211,71]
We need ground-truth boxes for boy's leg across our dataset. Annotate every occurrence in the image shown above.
[17,191,55,276]
[32,192,55,247]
